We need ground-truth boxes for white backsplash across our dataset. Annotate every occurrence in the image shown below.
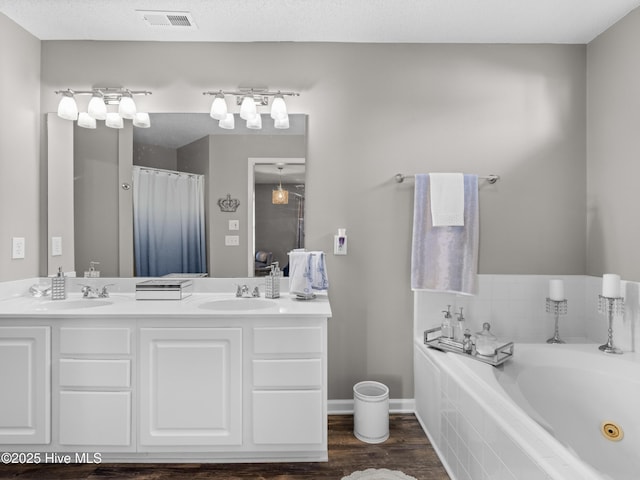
[415,274,639,352]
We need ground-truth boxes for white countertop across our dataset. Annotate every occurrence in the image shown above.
[0,278,332,318]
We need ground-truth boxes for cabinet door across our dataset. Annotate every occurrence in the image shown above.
[139,328,242,446]
[0,326,50,444]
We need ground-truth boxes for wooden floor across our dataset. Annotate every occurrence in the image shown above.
[0,414,450,480]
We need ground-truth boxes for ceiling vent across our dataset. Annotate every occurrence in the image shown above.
[137,10,197,29]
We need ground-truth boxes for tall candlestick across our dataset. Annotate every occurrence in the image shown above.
[549,279,565,301]
[602,274,621,298]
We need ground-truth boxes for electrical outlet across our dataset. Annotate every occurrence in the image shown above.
[228,219,240,231]
[51,236,63,256]
[11,237,25,259]
[225,235,240,246]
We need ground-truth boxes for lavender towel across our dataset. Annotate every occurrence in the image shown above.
[411,174,479,295]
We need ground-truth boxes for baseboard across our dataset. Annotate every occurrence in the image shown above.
[328,398,415,415]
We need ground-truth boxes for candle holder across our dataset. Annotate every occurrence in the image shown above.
[597,295,624,355]
[545,298,568,344]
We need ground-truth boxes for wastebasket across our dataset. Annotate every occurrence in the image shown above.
[353,380,389,444]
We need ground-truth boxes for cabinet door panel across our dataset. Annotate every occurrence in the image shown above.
[253,390,323,445]
[59,391,131,446]
[139,328,242,446]
[0,326,50,444]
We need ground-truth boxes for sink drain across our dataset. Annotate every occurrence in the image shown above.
[601,421,624,441]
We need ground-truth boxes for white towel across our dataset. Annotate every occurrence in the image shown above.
[411,174,479,295]
[288,250,329,296]
[430,173,465,226]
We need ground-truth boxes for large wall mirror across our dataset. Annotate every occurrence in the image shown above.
[46,113,307,278]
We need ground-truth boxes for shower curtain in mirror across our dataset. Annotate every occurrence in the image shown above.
[133,166,207,276]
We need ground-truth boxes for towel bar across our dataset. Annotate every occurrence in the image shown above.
[395,173,500,184]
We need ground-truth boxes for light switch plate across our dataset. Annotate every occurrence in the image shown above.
[225,235,240,246]
[11,237,25,259]
[228,219,240,231]
[51,236,63,256]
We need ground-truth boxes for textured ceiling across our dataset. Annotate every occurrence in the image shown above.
[1,0,639,44]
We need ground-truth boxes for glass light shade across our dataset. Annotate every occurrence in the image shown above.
[133,112,151,128]
[106,112,124,129]
[218,113,235,130]
[272,187,289,205]
[270,95,287,120]
[210,95,228,120]
[118,96,137,119]
[246,113,262,130]
[239,96,257,120]
[57,95,78,121]
[274,115,290,129]
[87,95,107,120]
[77,112,97,129]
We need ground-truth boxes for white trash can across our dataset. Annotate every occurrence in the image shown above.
[353,381,389,444]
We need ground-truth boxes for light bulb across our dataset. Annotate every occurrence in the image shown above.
[77,112,96,129]
[57,95,78,121]
[270,95,287,120]
[106,112,124,129]
[118,95,137,119]
[218,113,235,130]
[246,113,262,129]
[87,95,107,120]
[210,94,228,120]
[240,96,257,120]
[133,112,150,128]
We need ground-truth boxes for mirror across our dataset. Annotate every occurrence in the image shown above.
[46,113,307,278]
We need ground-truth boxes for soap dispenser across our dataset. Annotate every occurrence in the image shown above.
[265,262,281,299]
[454,307,467,343]
[440,305,453,338]
[51,267,66,300]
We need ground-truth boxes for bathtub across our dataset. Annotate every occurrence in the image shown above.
[414,341,640,480]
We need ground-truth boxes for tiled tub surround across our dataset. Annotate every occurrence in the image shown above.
[414,274,640,480]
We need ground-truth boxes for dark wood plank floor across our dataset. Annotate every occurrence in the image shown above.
[0,414,450,480]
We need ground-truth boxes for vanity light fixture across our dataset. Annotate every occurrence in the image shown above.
[54,87,152,129]
[272,166,289,205]
[203,88,299,130]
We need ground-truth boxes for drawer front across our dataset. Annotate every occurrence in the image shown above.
[253,326,323,354]
[60,327,131,355]
[60,359,131,388]
[253,359,322,388]
[253,390,323,445]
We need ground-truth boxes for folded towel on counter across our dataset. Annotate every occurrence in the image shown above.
[288,250,329,296]
[429,173,465,226]
[411,174,479,295]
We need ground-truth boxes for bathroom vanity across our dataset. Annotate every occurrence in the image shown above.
[0,279,331,463]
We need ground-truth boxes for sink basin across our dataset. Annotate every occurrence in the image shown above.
[198,298,277,311]
[33,299,114,311]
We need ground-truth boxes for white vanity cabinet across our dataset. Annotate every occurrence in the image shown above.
[0,289,330,462]
[56,324,134,450]
[0,326,50,444]
[138,327,242,448]
[251,324,326,449]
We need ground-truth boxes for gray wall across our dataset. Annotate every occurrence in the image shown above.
[587,8,640,280]
[0,14,40,281]
[0,36,583,399]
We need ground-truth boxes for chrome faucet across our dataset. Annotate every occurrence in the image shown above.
[235,284,260,298]
[81,284,112,298]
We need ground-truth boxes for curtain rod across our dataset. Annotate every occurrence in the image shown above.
[394,173,500,184]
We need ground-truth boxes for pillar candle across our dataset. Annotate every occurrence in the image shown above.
[602,274,621,298]
[549,279,565,301]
